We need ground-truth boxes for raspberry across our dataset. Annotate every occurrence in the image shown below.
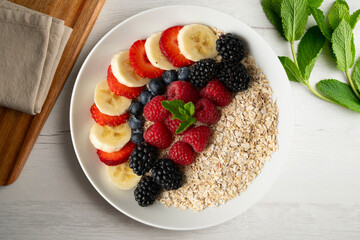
[200,79,232,106]
[164,114,193,135]
[144,122,172,149]
[183,125,211,152]
[194,99,220,125]
[90,104,129,126]
[168,141,195,166]
[143,95,169,122]
[166,81,199,103]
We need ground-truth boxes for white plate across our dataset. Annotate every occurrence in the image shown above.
[70,5,294,230]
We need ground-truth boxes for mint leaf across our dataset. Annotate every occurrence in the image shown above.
[336,0,350,10]
[317,79,360,113]
[353,57,360,93]
[183,102,195,116]
[349,9,360,29]
[161,100,183,117]
[310,7,332,41]
[328,1,350,29]
[161,99,197,133]
[261,0,285,38]
[307,0,324,9]
[279,56,303,83]
[178,107,187,116]
[281,0,308,42]
[176,117,196,134]
[332,19,355,72]
[297,26,326,80]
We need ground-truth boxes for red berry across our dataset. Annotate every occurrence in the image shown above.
[159,26,194,67]
[107,65,145,99]
[129,39,164,78]
[168,141,195,166]
[200,79,232,106]
[166,81,199,103]
[144,122,172,149]
[194,99,220,125]
[183,125,212,152]
[164,114,193,135]
[97,141,136,166]
[143,95,169,122]
[90,104,129,126]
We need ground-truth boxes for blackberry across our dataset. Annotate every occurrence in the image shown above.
[134,176,161,207]
[218,61,251,92]
[188,58,218,88]
[129,142,158,176]
[151,159,183,190]
[216,33,246,62]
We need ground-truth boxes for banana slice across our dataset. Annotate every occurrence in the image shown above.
[178,24,218,61]
[111,50,150,87]
[89,122,131,153]
[94,79,131,116]
[145,32,177,70]
[106,162,141,190]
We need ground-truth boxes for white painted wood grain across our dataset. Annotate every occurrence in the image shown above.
[1,0,360,239]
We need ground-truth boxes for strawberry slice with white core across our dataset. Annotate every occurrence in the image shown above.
[129,39,164,78]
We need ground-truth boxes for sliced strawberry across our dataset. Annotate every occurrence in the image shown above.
[90,104,129,126]
[107,65,145,99]
[159,26,193,67]
[129,39,164,78]
[97,141,136,166]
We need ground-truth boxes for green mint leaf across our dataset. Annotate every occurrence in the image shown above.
[349,9,360,29]
[178,107,187,116]
[161,100,184,117]
[175,117,196,134]
[336,0,350,10]
[261,0,285,39]
[310,7,332,41]
[353,57,360,93]
[317,79,360,113]
[331,19,355,72]
[183,102,195,116]
[281,0,308,42]
[328,1,350,29]
[278,56,304,83]
[297,26,326,80]
[307,0,324,9]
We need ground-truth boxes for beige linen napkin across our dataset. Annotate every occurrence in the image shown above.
[0,0,72,114]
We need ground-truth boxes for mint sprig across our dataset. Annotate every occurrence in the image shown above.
[261,0,360,113]
[161,100,196,134]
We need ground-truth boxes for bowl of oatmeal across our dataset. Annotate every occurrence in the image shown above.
[70,5,294,230]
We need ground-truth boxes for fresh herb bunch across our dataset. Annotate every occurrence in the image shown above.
[161,100,197,134]
[262,0,360,113]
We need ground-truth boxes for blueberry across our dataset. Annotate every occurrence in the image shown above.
[131,132,144,143]
[128,115,144,130]
[129,102,143,116]
[140,90,153,105]
[149,78,166,95]
[162,70,177,84]
[177,67,190,81]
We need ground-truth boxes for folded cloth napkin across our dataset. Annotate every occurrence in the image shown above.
[0,0,72,115]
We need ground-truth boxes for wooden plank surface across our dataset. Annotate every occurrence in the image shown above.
[0,0,106,185]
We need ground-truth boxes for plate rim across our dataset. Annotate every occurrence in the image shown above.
[69,4,295,230]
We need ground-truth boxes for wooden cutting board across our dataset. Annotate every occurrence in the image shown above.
[0,0,106,185]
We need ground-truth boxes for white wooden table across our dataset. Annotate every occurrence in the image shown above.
[1,0,360,239]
